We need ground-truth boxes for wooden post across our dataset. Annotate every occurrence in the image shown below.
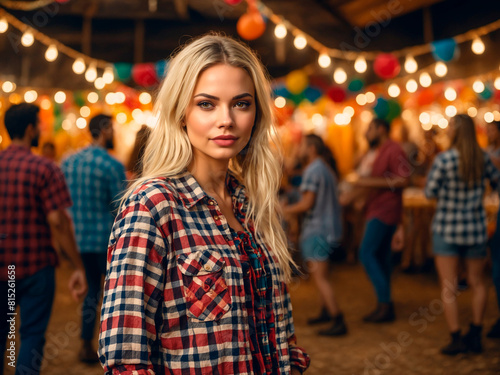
[134,19,145,64]
[423,6,433,43]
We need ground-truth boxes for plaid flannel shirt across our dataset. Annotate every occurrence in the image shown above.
[0,144,72,281]
[425,148,500,245]
[98,171,310,374]
[61,146,126,253]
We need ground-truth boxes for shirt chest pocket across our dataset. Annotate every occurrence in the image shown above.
[177,249,232,322]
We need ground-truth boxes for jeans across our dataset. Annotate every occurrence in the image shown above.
[81,252,107,341]
[490,209,500,311]
[359,218,397,304]
[1,266,55,375]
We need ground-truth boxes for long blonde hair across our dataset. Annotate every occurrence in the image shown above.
[123,33,295,281]
[450,114,484,184]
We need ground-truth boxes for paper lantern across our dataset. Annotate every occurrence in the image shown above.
[273,84,291,98]
[73,91,86,107]
[373,97,389,118]
[237,11,266,40]
[478,86,493,101]
[304,86,323,103]
[373,53,401,79]
[494,90,500,103]
[327,86,346,103]
[113,63,133,82]
[417,88,435,107]
[155,60,169,79]
[224,0,242,4]
[132,63,159,87]
[347,78,364,92]
[386,100,402,122]
[289,93,306,106]
[285,70,308,95]
[431,39,458,62]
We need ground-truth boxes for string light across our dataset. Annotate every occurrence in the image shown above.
[355,94,367,106]
[444,87,457,101]
[445,105,457,117]
[468,107,477,117]
[318,53,331,68]
[0,18,8,33]
[105,93,116,105]
[80,106,91,117]
[343,106,355,117]
[24,90,37,103]
[404,56,418,74]
[365,91,376,103]
[85,63,97,82]
[333,68,347,84]
[94,77,105,90]
[54,91,66,104]
[76,117,87,129]
[419,112,431,124]
[103,66,114,84]
[2,81,15,93]
[485,112,494,123]
[274,23,287,39]
[116,112,127,124]
[21,30,34,47]
[354,56,367,73]
[72,58,86,74]
[419,72,432,87]
[139,92,152,105]
[472,80,485,93]
[40,98,51,110]
[115,92,126,104]
[87,92,99,103]
[406,79,418,93]
[435,62,447,77]
[438,118,448,129]
[45,44,58,62]
[471,37,485,55]
[494,77,500,90]
[388,83,400,97]
[293,35,307,50]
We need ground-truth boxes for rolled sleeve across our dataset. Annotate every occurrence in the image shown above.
[485,154,500,191]
[300,168,319,194]
[98,191,167,374]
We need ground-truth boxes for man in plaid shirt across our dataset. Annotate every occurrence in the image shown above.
[0,103,87,374]
[61,114,126,363]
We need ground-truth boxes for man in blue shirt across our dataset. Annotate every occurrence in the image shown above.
[61,114,126,363]
[283,134,345,336]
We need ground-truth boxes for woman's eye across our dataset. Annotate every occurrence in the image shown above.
[198,101,213,109]
[235,101,250,109]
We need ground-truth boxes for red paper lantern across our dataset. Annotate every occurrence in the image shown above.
[417,88,435,107]
[494,90,500,103]
[373,53,401,79]
[224,0,242,4]
[55,0,70,3]
[237,11,266,40]
[327,86,346,103]
[132,63,159,87]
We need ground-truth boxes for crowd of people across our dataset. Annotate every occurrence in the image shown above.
[0,33,499,374]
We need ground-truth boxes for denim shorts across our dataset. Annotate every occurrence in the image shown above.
[300,235,334,261]
[432,233,487,259]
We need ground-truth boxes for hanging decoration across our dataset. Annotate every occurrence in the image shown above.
[431,39,458,62]
[373,53,401,79]
[285,70,308,95]
[236,8,266,40]
[131,63,159,87]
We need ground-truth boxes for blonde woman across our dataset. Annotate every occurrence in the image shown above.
[425,114,500,355]
[98,34,310,374]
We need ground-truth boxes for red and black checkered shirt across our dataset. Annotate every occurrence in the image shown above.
[0,144,72,281]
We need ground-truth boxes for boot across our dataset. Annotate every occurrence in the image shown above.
[307,307,333,325]
[463,323,483,353]
[79,339,99,364]
[363,302,395,323]
[318,313,348,336]
[441,330,466,355]
[486,318,500,338]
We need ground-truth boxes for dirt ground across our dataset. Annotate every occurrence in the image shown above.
[4,259,500,375]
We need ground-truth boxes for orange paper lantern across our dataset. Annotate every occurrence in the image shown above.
[237,11,266,40]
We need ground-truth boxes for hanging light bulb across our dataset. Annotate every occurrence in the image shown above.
[21,30,34,47]
[94,77,105,90]
[45,44,58,62]
[72,58,86,74]
[444,87,457,101]
[274,23,287,39]
[0,18,8,33]
[54,91,66,104]
[406,79,418,93]
[333,68,347,84]
[139,92,152,105]
[471,37,485,55]
[404,55,418,74]
[318,53,331,68]
[102,66,114,84]
[419,72,432,87]
[85,63,97,82]
[24,90,38,103]
[388,83,400,97]
[494,77,500,91]
[2,81,15,93]
[354,56,367,73]
[434,62,447,78]
[472,80,485,93]
[293,35,307,50]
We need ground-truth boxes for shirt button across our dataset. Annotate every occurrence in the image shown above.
[204,265,212,271]
[278,314,284,321]
[214,215,220,221]
[208,200,215,206]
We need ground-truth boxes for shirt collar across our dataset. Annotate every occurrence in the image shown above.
[173,170,246,209]
[7,144,31,153]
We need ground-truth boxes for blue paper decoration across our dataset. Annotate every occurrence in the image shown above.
[303,86,323,103]
[431,39,458,62]
[373,97,389,119]
[155,60,169,79]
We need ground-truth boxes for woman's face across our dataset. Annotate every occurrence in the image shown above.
[184,63,256,165]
